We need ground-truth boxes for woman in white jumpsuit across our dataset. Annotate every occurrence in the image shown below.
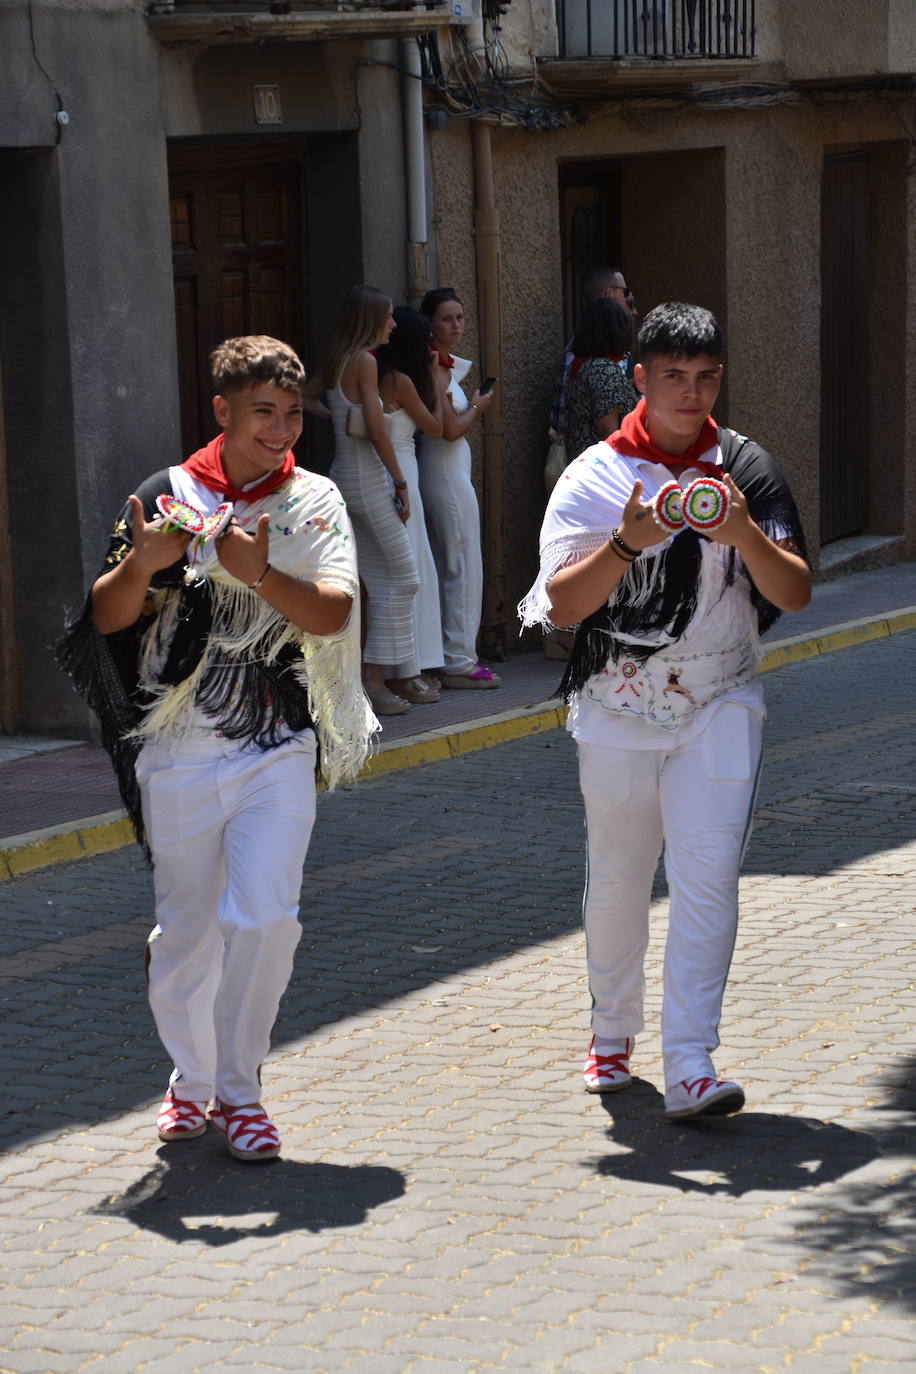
[307,286,420,716]
[418,287,500,689]
[376,306,447,703]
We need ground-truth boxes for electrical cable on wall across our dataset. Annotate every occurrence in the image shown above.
[27,0,68,142]
[418,8,579,132]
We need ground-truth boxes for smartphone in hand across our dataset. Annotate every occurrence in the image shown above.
[479,376,498,395]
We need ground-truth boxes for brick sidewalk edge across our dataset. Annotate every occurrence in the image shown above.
[3,604,915,881]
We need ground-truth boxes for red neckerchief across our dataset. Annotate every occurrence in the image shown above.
[608,397,720,475]
[569,353,624,379]
[432,349,454,370]
[181,434,295,505]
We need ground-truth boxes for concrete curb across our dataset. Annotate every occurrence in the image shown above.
[4,604,915,880]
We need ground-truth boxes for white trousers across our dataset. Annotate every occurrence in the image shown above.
[577,701,763,1087]
[419,436,484,674]
[137,732,316,1105]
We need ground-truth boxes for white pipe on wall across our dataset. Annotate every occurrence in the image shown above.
[401,36,428,303]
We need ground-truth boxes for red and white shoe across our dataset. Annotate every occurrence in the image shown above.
[210,1099,281,1162]
[665,1075,745,1120]
[156,1089,209,1142]
[583,1035,633,1094]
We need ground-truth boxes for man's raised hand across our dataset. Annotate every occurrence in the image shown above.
[128,494,191,573]
[704,473,753,549]
[215,512,271,585]
[618,480,670,553]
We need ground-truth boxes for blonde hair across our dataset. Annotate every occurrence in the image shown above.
[210,335,305,396]
[322,285,391,388]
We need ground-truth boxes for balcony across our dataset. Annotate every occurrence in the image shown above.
[558,0,755,60]
[539,0,757,100]
[148,0,458,45]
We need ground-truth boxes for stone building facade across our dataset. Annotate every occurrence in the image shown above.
[1,0,914,731]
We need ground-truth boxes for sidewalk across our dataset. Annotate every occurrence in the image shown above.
[3,558,916,879]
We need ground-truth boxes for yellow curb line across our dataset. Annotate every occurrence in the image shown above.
[4,604,915,879]
[361,700,568,780]
[0,812,133,882]
[758,605,916,671]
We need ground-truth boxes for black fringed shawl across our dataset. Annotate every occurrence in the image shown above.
[55,469,314,854]
[559,429,809,702]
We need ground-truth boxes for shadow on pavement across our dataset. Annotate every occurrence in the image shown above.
[93,1140,406,1246]
[591,1082,879,1195]
[787,1054,916,1311]
[590,1068,916,1313]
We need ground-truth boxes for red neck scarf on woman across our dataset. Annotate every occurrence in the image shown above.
[181,434,296,505]
[608,397,720,474]
[569,353,624,379]
[432,349,454,370]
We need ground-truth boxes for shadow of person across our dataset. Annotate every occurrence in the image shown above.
[92,1137,406,1246]
[587,1078,879,1197]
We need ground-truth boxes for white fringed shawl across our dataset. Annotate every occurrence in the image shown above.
[133,466,378,789]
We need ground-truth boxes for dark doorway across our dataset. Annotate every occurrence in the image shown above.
[820,150,870,545]
[558,160,622,339]
[168,142,305,454]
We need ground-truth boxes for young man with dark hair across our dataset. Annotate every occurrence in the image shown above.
[59,336,376,1160]
[522,302,810,1120]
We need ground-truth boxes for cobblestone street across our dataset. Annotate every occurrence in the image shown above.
[2,631,915,1373]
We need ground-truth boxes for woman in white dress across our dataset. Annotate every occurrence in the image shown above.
[308,286,420,715]
[419,287,500,689]
[375,307,445,704]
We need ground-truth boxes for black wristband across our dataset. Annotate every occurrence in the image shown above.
[607,539,635,564]
[611,528,640,559]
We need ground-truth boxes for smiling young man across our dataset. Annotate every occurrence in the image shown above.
[521,302,811,1120]
[60,336,376,1160]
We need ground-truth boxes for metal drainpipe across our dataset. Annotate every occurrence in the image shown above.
[472,117,505,656]
[401,37,428,307]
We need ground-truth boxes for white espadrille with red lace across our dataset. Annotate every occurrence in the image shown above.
[664,1075,745,1120]
[583,1035,633,1093]
[156,1089,209,1142]
[209,1099,281,1162]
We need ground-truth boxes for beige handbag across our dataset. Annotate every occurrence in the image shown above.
[345,405,369,440]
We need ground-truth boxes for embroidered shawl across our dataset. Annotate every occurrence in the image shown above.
[57,465,378,850]
[519,428,808,700]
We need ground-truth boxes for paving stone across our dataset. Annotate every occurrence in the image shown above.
[2,632,916,1372]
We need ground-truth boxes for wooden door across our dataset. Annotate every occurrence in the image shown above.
[169,145,303,454]
[820,151,869,544]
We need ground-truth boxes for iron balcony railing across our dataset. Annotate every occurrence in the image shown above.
[558,0,756,61]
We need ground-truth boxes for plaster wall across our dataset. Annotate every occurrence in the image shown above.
[888,0,916,71]
[1,11,179,731]
[162,40,363,138]
[777,0,890,80]
[0,0,144,10]
[721,112,821,553]
[494,0,557,66]
[356,46,409,304]
[0,9,68,146]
